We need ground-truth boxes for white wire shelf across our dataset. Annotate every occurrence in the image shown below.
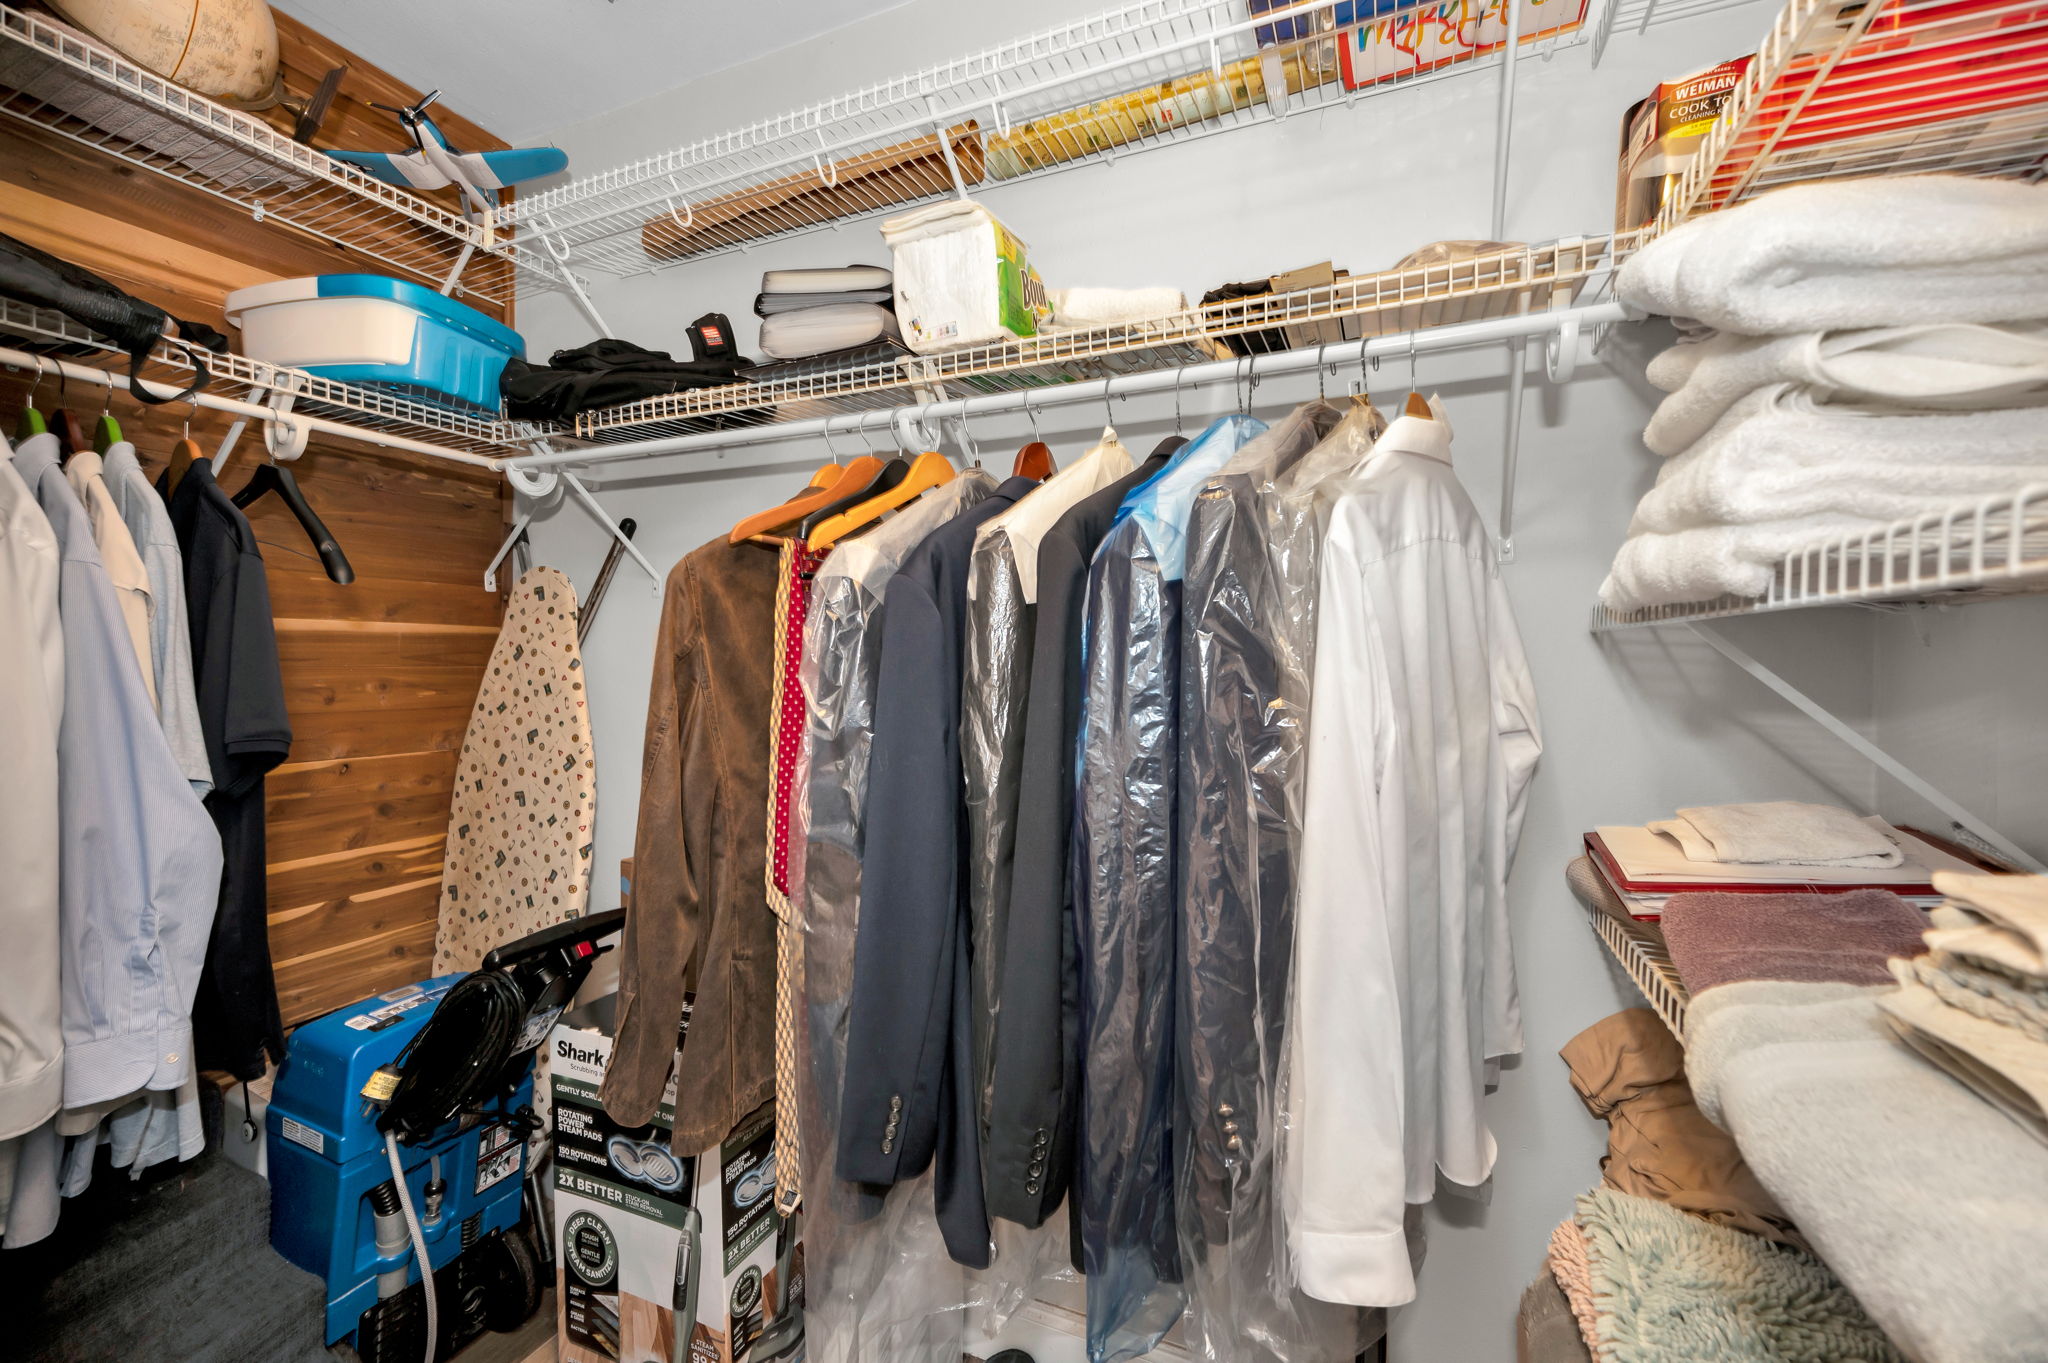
[1588,900,1690,1040]
[0,5,564,307]
[1661,0,2048,227]
[0,300,555,460]
[569,233,1634,442]
[1593,485,2048,629]
[506,0,1604,277]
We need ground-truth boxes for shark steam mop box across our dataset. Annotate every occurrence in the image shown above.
[551,1024,805,1363]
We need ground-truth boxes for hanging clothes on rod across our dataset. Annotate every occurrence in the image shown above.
[604,373,1544,1362]
[2,431,223,1248]
[836,459,1040,1269]
[797,468,997,1363]
[161,453,293,1085]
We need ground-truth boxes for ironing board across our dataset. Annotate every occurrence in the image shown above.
[434,566,597,973]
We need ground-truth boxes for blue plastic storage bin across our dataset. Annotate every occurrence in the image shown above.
[224,273,526,411]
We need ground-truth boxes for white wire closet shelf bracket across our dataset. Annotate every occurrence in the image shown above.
[0,300,552,463]
[1658,0,2048,227]
[1593,486,2048,628]
[504,0,1637,278]
[567,234,1636,443]
[0,5,567,307]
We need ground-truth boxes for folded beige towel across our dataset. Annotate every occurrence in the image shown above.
[1882,973,2048,1147]
[1928,873,2048,978]
[1902,950,2048,1044]
[1651,802,1904,868]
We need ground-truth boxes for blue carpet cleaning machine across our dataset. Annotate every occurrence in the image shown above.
[268,912,626,1363]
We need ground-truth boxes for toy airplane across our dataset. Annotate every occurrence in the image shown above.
[326,90,567,233]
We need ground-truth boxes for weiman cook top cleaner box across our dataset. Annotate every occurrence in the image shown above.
[551,1024,805,1362]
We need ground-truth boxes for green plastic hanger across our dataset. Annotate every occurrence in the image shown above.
[94,404,122,454]
[15,367,46,441]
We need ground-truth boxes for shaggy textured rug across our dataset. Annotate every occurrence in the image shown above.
[1572,1187,1904,1362]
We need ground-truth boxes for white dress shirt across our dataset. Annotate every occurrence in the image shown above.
[0,456,64,1140]
[62,449,156,711]
[1284,409,1542,1307]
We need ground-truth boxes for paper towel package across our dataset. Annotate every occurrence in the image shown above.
[551,1025,804,1363]
[882,199,1049,353]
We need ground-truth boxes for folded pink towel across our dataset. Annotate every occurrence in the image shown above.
[1661,890,1927,994]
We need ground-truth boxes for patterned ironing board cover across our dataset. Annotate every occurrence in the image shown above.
[434,566,597,973]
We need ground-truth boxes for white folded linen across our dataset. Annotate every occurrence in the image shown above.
[756,302,901,360]
[761,265,892,294]
[1644,322,2048,456]
[1615,175,2048,333]
[1649,801,1904,868]
[1625,386,2048,538]
[1044,285,1191,330]
[1601,515,1909,609]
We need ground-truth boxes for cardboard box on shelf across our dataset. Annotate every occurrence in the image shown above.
[551,1026,803,1363]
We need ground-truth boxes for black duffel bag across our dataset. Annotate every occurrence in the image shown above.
[0,232,228,404]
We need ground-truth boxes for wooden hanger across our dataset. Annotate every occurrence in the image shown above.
[164,437,203,497]
[728,455,883,544]
[1402,391,1432,419]
[808,450,954,551]
[51,409,89,461]
[233,461,355,585]
[805,463,842,489]
[800,458,907,539]
[1012,441,1055,480]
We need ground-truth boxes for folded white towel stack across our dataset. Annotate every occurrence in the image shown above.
[1602,175,2048,613]
[1616,176,2048,334]
[1642,322,2048,458]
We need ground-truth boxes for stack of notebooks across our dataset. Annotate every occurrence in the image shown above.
[1585,815,1985,922]
[753,264,904,363]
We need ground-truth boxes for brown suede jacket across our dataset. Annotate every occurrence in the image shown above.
[602,534,779,1154]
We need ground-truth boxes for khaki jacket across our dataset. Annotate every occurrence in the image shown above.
[603,535,779,1154]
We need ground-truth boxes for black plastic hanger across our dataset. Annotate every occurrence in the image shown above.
[233,462,355,584]
[798,456,907,539]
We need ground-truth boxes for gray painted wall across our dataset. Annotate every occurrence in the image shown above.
[511,0,2046,1354]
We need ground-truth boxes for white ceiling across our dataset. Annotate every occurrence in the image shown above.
[274,0,914,145]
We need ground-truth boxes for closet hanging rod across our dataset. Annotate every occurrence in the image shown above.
[504,299,1631,476]
[0,346,505,470]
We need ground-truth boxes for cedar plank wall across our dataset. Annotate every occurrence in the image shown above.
[0,8,517,1033]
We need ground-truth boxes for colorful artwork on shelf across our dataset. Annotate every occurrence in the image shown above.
[1336,0,1589,89]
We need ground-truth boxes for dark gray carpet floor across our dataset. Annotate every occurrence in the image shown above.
[4,1142,340,1362]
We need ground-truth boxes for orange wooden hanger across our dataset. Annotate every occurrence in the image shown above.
[1402,391,1432,419]
[1012,441,1055,480]
[728,455,883,544]
[807,450,954,551]
[163,436,204,496]
[805,463,842,489]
